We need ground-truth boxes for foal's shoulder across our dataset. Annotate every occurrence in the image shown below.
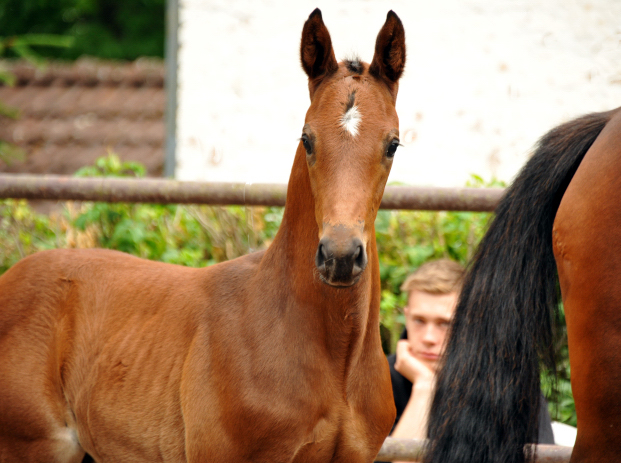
[201,249,266,279]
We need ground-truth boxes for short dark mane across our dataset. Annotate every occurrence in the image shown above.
[343,57,363,75]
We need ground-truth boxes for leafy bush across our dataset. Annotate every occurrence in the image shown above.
[0,199,60,272]
[377,211,493,349]
[69,154,282,266]
[0,155,281,271]
[0,0,164,60]
[0,32,74,164]
[542,305,575,426]
[377,175,501,350]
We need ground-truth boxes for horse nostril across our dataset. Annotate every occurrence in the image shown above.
[316,236,366,283]
[316,242,327,269]
[354,245,363,265]
[352,244,367,276]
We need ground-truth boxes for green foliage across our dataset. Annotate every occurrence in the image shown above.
[74,151,146,178]
[0,141,25,165]
[377,174,502,351]
[0,199,61,273]
[0,30,73,163]
[0,0,165,60]
[0,99,19,119]
[376,207,492,346]
[542,304,576,426]
[68,154,280,265]
[0,33,74,64]
[0,156,575,426]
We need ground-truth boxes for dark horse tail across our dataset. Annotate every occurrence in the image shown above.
[424,110,616,463]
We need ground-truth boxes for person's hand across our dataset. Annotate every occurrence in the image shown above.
[391,340,437,442]
[394,339,435,386]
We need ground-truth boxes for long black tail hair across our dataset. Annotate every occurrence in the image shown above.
[424,109,616,463]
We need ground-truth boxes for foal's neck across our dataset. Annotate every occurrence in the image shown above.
[264,149,379,352]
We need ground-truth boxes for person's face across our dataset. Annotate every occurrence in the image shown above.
[404,289,458,372]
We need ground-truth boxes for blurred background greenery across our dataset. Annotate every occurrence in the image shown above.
[0,0,166,160]
[0,0,165,61]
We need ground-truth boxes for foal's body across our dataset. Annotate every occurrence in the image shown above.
[1,246,386,462]
[0,9,406,463]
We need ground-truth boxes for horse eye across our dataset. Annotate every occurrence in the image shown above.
[301,135,312,154]
[386,140,400,158]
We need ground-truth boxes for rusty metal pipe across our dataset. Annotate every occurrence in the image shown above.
[0,174,504,212]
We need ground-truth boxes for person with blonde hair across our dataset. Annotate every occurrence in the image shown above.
[387,259,554,448]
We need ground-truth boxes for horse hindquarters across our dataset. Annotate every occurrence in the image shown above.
[425,109,617,463]
[0,249,194,463]
[553,109,621,463]
[0,254,86,463]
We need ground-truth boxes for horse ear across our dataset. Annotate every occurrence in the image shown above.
[300,9,338,82]
[369,11,406,89]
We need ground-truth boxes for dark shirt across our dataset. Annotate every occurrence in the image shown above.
[388,332,555,444]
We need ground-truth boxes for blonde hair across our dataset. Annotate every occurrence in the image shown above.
[400,259,465,295]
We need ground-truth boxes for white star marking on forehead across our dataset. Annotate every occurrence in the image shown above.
[340,105,361,137]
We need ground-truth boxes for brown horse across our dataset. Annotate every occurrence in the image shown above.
[0,9,406,463]
[424,107,621,463]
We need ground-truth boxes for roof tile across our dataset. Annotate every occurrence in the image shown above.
[0,59,165,177]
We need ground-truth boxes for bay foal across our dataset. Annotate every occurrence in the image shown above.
[0,9,406,463]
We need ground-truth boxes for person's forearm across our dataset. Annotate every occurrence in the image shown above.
[392,383,432,439]
[391,381,434,463]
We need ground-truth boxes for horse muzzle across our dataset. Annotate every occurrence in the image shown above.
[315,227,367,287]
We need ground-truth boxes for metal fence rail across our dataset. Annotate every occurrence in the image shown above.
[0,174,504,212]
[376,437,573,462]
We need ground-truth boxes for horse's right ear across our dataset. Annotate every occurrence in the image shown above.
[300,9,338,86]
[369,11,406,95]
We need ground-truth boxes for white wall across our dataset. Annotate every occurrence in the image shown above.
[176,0,621,187]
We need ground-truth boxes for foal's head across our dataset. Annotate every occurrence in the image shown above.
[299,9,406,287]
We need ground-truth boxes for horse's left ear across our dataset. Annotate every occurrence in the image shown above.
[300,9,339,86]
[369,11,406,93]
